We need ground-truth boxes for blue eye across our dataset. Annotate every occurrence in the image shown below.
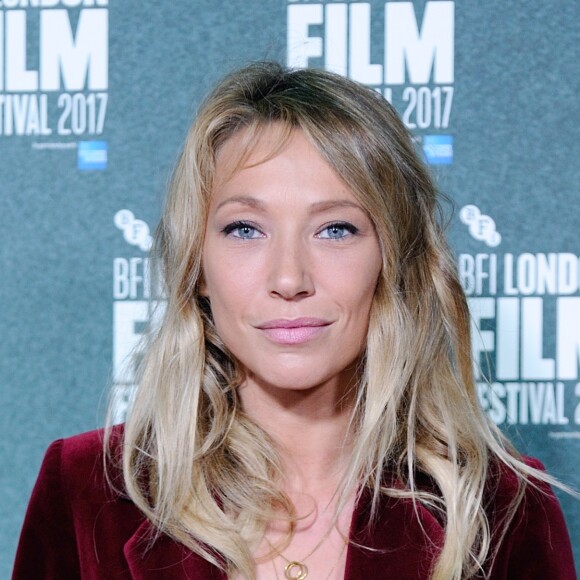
[222,221,262,239]
[317,222,359,240]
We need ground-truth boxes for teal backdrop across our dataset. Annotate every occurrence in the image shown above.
[1,1,578,575]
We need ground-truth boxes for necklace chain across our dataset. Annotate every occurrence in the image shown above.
[265,492,353,579]
[268,533,347,580]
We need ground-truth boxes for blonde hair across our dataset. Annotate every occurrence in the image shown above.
[113,62,557,579]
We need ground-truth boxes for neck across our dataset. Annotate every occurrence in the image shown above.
[238,373,356,493]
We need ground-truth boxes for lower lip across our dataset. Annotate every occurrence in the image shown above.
[260,325,327,345]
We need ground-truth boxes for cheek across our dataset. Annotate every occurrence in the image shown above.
[200,258,255,342]
[204,270,258,312]
[202,243,262,297]
[338,249,382,303]
[345,252,382,333]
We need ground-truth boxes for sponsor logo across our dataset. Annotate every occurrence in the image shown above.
[77,140,107,170]
[423,134,453,165]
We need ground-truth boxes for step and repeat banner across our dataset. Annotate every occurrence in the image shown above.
[1,0,577,574]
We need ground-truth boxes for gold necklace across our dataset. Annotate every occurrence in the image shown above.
[267,532,326,579]
[267,533,347,580]
[283,561,308,580]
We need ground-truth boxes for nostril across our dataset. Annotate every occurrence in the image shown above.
[267,250,313,299]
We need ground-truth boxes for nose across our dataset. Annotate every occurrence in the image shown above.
[267,236,314,300]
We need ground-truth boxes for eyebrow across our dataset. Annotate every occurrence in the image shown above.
[309,200,364,213]
[215,196,267,211]
[215,196,365,213]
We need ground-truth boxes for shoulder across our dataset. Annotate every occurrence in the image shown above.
[56,423,124,461]
[14,425,141,579]
[42,424,125,497]
[45,425,148,562]
[487,455,576,579]
[488,455,565,522]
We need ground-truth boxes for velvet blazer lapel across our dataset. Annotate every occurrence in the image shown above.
[124,518,225,579]
[122,487,445,579]
[344,487,443,579]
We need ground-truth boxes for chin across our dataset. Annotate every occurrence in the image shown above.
[247,366,350,394]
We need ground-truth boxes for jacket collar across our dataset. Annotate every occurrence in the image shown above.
[345,486,444,579]
[123,488,444,579]
[124,518,225,579]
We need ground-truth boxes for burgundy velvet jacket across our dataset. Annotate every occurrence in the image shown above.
[13,428,576,579]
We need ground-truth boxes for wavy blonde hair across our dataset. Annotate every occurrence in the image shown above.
[112,62,555,579]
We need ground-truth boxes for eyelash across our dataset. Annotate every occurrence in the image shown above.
[221,221,263,239]
[221,220,359,240]
[317,222,359,240]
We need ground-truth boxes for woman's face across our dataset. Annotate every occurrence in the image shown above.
[201,126,382,396]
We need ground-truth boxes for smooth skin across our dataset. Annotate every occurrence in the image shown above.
[201,126,382,579]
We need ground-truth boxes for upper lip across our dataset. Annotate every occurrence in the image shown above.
[256,318,331,329]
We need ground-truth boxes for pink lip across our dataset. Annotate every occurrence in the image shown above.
[256,318,331,345]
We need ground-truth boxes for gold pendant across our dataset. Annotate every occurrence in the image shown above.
[284,560,308,580]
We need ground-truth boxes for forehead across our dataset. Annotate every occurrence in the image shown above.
[213,122,295,185]
[211,125,359,210]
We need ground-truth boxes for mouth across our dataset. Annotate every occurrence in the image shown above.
[255,318,332,345]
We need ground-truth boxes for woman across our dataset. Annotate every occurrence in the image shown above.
[14,62,575,579]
